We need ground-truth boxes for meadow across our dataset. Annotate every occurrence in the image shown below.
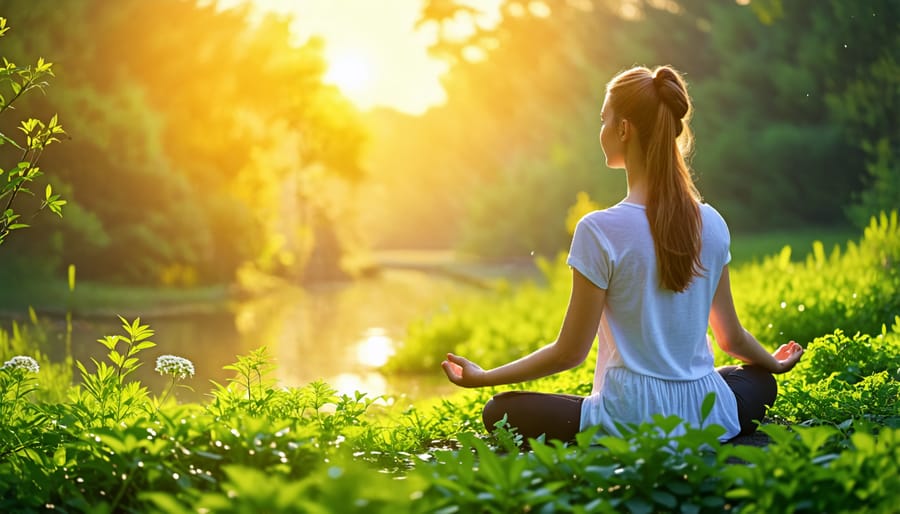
[0,212,898,513]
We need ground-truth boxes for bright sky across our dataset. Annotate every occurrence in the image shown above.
[223,0,503,115]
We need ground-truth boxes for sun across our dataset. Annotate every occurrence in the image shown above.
[324,50,374,101]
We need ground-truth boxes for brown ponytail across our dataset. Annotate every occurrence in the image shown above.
[607,65,704,292]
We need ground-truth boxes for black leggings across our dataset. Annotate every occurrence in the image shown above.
[482,365,777,443]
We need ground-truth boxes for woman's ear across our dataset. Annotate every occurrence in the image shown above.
[619,119,629,142]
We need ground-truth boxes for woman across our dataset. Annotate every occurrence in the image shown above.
[440,65,804,443]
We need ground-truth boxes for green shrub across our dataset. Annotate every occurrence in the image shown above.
[411,420,900,513]
[772,321,900,424]
[730,211,900,348]
[0,314,898,512]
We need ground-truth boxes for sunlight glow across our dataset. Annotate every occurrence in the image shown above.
[219,0,503,114]
[324,50,374,99]
[356,328,395,368]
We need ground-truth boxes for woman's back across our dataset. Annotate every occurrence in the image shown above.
[568,201,731,387]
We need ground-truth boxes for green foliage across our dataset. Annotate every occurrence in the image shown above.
[0,309,72,403]
[847,137,900,228]
[414,420,900,513]
[719,424,900,513]
[0,17,66,246]
[0,301,898,512]
[731,211,900,347]
[772,323,900,424]
[66,317,156,427]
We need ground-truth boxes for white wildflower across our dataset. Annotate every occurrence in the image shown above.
[2,355,40,374]
[155,355,195,380]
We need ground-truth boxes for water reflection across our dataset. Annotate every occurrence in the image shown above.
[10,270,468,402]
[356,328,395,368]
[235,270,457,399]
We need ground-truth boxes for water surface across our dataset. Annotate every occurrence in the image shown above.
[5,269,476,403]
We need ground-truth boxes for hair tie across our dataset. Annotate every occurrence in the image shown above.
[652,72,667,92]
[652,69,688,122]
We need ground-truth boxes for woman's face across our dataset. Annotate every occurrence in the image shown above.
[599,96,625,169]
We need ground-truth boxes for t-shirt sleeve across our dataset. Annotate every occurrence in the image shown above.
[703,203,732,267]
[566,216,611,289]
[714,206,732,266]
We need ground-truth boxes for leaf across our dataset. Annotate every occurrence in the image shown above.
[108,350,123,367]
[650,491,678,508]
[133,341,156,352]
[624,497,653,514]
[53,446,66,467]
[701,392,716,422]
[595,436,630,454]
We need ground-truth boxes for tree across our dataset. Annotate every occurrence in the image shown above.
[0,1,367,284]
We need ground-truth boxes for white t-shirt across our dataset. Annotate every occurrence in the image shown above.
[567,201,741,441]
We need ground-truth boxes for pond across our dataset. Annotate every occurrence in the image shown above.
[3,268,494,403]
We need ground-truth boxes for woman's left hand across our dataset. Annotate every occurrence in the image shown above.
[771,340,804,373]
[441,353,487,388]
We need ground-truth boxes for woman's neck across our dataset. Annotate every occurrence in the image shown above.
[624,161,648,205]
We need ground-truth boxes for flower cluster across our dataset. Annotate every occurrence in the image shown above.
[2,355,40,374]
[155,355,195,380]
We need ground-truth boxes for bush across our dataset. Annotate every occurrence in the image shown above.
[730,211,900,348]
[771,321,900,424]
[0,311,898,512]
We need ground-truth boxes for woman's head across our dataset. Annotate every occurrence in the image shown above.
[602,65,704,292]
[601,65,693,170]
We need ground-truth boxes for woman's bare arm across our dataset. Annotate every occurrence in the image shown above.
[709,266,803,373]
[441,269,606,388]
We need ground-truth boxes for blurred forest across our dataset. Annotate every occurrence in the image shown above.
[0,0,897,286]
[363,0,899,257]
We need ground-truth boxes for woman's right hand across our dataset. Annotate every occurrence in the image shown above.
[441,353,487,388]
[771,341,804,373]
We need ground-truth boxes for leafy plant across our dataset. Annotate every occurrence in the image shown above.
[67,317,156,427]
[772,321,900,424]
[0,17,66,245]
